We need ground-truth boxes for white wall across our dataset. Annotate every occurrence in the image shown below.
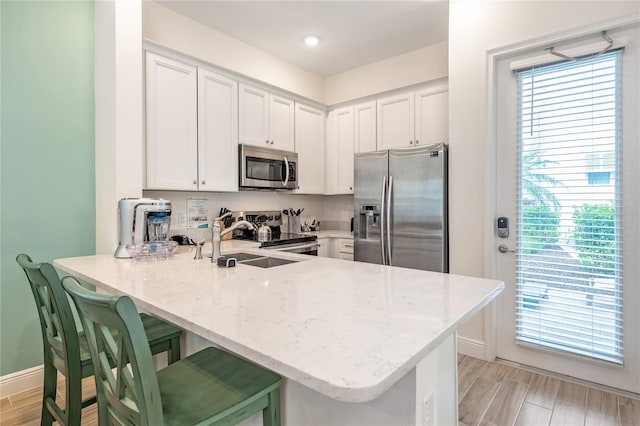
[95,0,144,255]
[449,0,640,343]
[142,1,325,104]
[324,41,448,105]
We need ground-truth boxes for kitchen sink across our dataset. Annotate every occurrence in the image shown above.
[240,257,299,268]
[224,252,265,262]
[224,252,300,268]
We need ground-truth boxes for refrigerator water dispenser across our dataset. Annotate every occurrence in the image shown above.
[359,205,381,240]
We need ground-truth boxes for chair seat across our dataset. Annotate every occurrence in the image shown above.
[51,315,182,378]
[157,347,281,425]
[139,313,182,345]
[50,332,94,376]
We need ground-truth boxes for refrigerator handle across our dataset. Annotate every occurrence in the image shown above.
[387,175,393,266]
[380,176,387,265]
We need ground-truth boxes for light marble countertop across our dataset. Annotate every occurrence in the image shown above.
[55,244,503,403]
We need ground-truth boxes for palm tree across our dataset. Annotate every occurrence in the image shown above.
[520,150,562,209]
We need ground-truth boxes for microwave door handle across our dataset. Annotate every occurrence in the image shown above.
[282,156,290,187]
[380,175,387,265]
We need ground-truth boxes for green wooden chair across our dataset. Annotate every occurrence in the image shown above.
[16,254,183,426]
[62,275,282,426]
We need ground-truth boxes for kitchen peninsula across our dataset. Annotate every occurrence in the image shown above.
[55,244,503,425]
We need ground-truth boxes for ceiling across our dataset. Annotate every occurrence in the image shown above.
[155,1,449,76]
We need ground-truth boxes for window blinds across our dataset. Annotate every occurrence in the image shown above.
[515,50,623,364]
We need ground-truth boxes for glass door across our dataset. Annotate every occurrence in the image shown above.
[494,26,639,393]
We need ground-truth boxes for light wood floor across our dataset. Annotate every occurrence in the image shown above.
[458,354,640,426]
[1,355,639,425]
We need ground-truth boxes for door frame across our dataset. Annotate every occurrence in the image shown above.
[483,15,640,363]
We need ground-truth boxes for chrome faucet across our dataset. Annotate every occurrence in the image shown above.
[210,218,256,262]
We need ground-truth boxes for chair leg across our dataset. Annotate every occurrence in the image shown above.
[63,373,83,426]
[168,336,181,365]
[40,363,57,426]
[262,388,281,426]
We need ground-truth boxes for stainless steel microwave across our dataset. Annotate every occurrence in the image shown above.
[239,144,298,190]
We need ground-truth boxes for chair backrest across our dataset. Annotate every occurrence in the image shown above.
[62,276,163,426]
[16,254,82,376]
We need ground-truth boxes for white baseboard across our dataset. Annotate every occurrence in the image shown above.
[0,365,45,399]
[457,336,487,360]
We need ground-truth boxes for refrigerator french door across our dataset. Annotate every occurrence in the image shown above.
[354,144,448,272]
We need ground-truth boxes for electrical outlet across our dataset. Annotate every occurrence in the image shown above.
[422,394,434,426]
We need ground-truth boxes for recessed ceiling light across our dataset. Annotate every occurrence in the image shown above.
[304,35,320,47]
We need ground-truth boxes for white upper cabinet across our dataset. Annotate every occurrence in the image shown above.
[326,106,354,194]
[354,101,376,153]
[238,84,269,147]
[145,52,238,192]
[146,52,198,190]
[197,68,238,192]
[376,91,415,150]
[415,88,449,145]
[269,94,295,151]
[376,87,448,150]
[295,102,325,194]
[239,83,295,152]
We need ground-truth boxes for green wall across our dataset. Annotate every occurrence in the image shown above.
[1,1,95,376]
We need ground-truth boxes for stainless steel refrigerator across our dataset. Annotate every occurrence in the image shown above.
[354,143,448,272]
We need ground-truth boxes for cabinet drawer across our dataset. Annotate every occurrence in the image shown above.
[338,238,354,254]
[336,252,354,261]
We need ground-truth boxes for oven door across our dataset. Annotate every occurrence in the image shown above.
[263,241,319,256]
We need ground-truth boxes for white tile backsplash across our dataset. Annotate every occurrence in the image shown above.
[143,190,354,233]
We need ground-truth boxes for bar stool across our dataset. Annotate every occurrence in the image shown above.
[62,275,282,426]
[16,254,183,426]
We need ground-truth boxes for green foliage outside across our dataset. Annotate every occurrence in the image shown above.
[572,204,617,275]
[521,205,561,254]
[521,150,562,209]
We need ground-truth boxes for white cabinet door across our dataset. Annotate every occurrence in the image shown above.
[354,101,376,153]
[198,69,238,192]
[415,88,448,146]
[146,52,198,190]
[317,238,329,258]
[325,106,354,194]
[239,84,294,152]
[270,94,295,151]
[295,102,325,194]
[239,83,269,148]
[376,91,414,150]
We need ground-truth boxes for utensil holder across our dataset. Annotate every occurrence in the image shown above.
[288,217,301,234]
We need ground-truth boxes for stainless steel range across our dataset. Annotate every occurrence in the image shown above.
[230,210,319,255]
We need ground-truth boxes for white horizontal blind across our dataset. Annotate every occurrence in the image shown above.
[515,50,623,364]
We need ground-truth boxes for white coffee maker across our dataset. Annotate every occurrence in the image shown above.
[114,198,172,258]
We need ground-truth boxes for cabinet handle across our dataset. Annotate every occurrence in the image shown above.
[270,140,275,145]
[415,140,419,145]
[193,180,197,185]
[266,139,270,145]
[201,181,205,185]
[409,140,414,145]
